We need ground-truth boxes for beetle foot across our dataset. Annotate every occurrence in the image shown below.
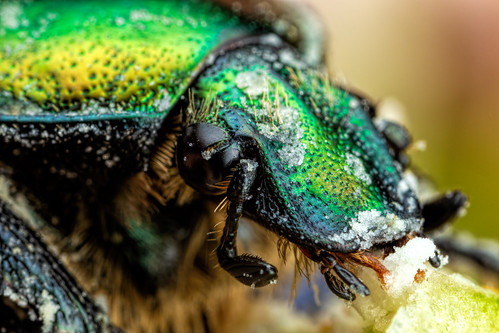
[320,253,370,300]
[218,253,278,288]
[377,119,412,168]
[321,265,356,301]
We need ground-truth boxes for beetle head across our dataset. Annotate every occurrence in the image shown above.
[181,43,424,253]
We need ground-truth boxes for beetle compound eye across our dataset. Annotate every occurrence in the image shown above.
[177,123,240,194]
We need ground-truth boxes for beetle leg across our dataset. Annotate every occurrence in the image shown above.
[422,190,468,232]
[216,159,278,288]
[376,119,412,168]
[331,263,370,297]
[340,251,391,286]
[377,119,412,152]
[434,234,499,274]
[320,252,370,299]
[321,265,355,301]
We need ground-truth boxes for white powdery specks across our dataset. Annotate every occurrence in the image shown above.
[40,289,60,333]
[397,171,417,197]
[278,48,306,69]
[201,149,214,161]
[152,90,171,111]
[382,237,439,297]
[258,106,306,167]
[129,9,154,22]
[0,2,22,29]
[352,210,403,234]
[344,152,372,185]
[235,70,269,97]
[235,68,306,167]
[327,209,419,250]
[114,16,125,26]
[240,159,258,173]
[396,171,419,213]
[277,141,306,167]
[350,210,408,247]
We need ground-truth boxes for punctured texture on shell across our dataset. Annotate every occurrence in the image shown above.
[0,0,258,119]
[189,43,422,252]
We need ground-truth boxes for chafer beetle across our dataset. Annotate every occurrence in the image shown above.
[0,0,468,331]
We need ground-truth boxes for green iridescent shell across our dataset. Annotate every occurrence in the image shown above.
[188,44,423,252]
[0,0,421,252]
[0,0,261,121]
[0,1,444,329]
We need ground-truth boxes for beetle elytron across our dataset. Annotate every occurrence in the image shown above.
[0,0,468,331]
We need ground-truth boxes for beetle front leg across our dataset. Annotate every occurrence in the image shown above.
[216,159,278,288]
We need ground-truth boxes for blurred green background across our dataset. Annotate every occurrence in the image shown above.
[304,0,499,239]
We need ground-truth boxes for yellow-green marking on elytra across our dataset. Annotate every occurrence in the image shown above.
[0,0,255,115]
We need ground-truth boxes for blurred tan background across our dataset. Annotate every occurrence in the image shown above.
[302,0,499,239]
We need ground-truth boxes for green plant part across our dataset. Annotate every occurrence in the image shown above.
[0,0,474,331]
